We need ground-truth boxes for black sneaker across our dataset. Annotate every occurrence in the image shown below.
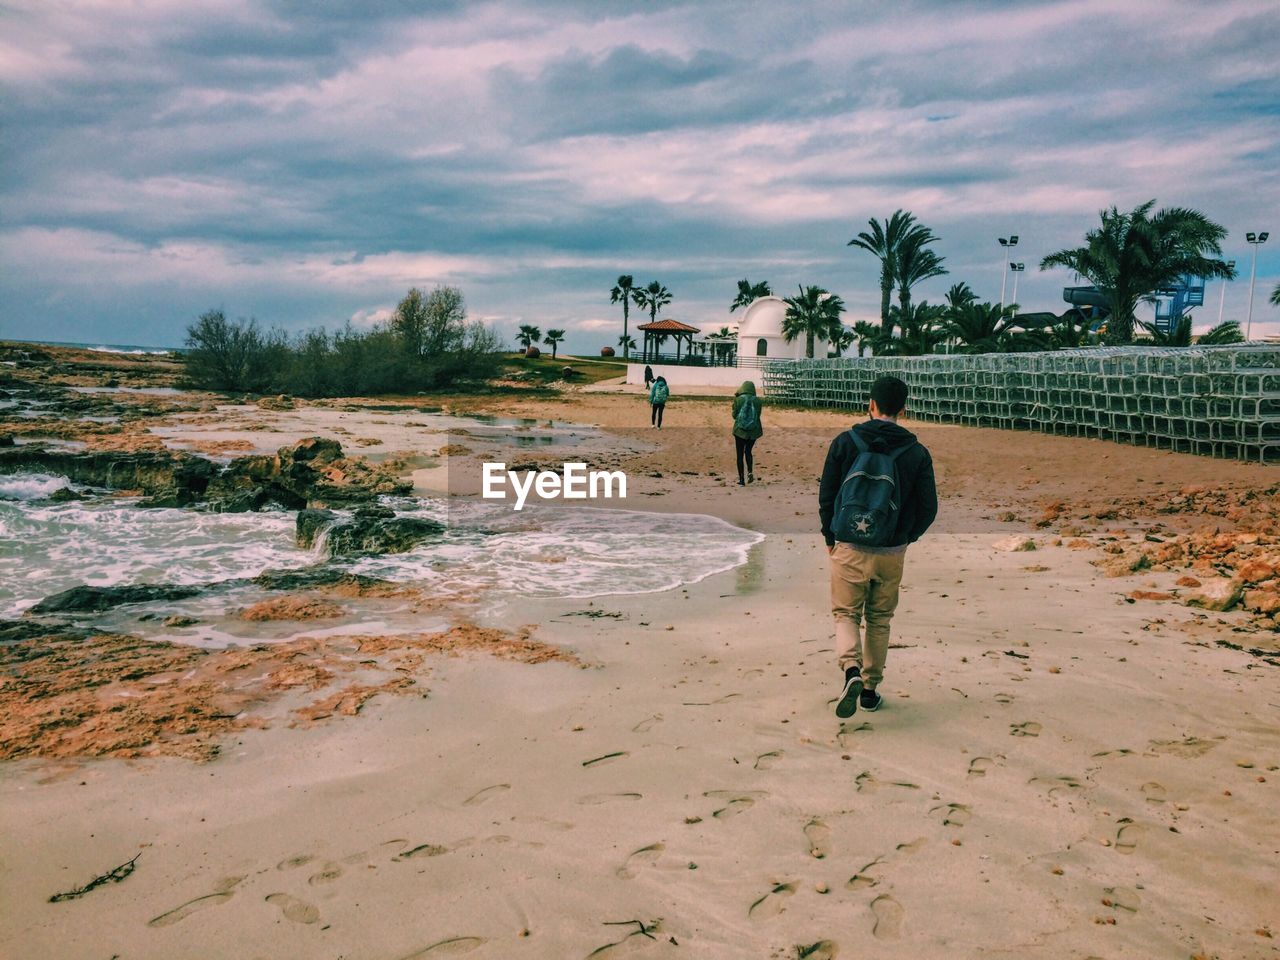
[835,670,863,719]
[860,688,882,712]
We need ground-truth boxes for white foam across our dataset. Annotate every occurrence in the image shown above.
[0,473,73,501]
[353,499,764,600]
[0,499,309,616]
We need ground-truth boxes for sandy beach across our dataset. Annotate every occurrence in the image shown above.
[2,347,1279,959]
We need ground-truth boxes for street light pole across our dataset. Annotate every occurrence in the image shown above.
[998,235,1018,310]
[1246,232,1269,340]
[1009,262,1025,308]
[1217,260,1235,326]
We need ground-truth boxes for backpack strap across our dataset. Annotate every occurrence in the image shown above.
[849,427,916,461]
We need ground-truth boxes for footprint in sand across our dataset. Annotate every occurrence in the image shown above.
[754,751,783,771]
[804,819,831,859]
[631,715,663,734]
[1148,736,1221,758]
[846,858,885,890]
[1028,775,1083,798]
[967,757,993,778]
[895,837,927,854]
[463,783,511,806]
[616,842,665,880]
[1010,721,1042,737]
[796,940,839,959]
[836,722,873,748]
[1141,781,1167,804]
[993,692,1016,705]
[1114,820,1140,854]
[276,853,316,871]
[748,882,797,920]
[397,843,450,860]
[585,921,665,959]
[576,792,643,805]
[930,803,971,828]
[855,771,919,794]
[148,877,245,928]
[265,893,320,924]
[870,894,905,940]
[704,790,767,819]
[398,937,487,958]
[742,668,765,681]
[307,862,344,885]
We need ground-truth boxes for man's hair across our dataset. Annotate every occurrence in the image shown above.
[870,375,908,416]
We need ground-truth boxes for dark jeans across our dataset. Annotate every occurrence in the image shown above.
[735,435,756,480]
[651,402,665,427]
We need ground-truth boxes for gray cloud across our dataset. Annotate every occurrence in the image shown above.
[1,0,1278,351]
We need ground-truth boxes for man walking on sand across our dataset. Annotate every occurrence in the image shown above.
[819,375,937,718]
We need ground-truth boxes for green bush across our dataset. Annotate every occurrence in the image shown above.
[183,287,504,396]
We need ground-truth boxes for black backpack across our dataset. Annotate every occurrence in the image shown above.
[832,430,914,547]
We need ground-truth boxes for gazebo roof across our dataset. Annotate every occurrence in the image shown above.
[637,318,700,333]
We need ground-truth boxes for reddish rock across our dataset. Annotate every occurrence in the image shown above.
[1182,577,1244,612]
[1129,590,1175,601]
[1242,589,1280,615]
[1176,575,1203,588]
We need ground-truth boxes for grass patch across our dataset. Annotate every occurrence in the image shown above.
[501,353,626,385]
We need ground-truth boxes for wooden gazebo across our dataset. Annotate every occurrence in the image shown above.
[637,318,701,363]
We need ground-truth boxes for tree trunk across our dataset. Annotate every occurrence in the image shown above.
[806,330,815,358]
[880,266,893,334]
[622,301,630,359]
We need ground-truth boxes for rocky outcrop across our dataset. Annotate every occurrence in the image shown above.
[295,503,444,557]
[0,448,217,504]
[30,584,203,614]
[0,437,411,512]
[204,437,411,510]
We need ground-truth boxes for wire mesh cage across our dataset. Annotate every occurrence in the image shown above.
[762,345,1280,463]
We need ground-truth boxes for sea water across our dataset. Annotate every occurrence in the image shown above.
[0,475,762,617]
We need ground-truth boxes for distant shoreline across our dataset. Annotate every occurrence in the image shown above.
[3,337,183,354]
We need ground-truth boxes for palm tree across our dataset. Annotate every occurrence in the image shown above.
[781,285,846,358]
[945,282,978,309]
[542,328,565,358]
[1271,282,1280,307]
[851,320,879,357]
[1049,311,1095,349]
[706,325,736,363]
[848,210,930,335]
[943,301,1018,354]
[1198,320,1245,345]
[730,279,771,312]
[895,230,948,318]
[878,302,947,356]
[1039,200,1236,343]
[1137,316,1193,346]
[516,324,542,350]
[634,281,673,326]
[830,326,856,357]
[617,334,636,355]
[610,275,638,359]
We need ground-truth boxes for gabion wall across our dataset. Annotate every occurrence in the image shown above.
[762,345,1280,463]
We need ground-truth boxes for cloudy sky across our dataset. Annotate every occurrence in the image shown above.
[2,0,1278,351]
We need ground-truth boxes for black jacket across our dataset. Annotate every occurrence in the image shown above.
[819,419,937,547]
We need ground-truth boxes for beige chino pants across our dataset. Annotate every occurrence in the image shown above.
[829,542,906,688]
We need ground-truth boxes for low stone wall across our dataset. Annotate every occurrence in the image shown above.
[762,345,1280,463]
[625,363,764,391]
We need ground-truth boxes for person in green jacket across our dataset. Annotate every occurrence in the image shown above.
[731,380,763,485]
[649,375,669,428]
